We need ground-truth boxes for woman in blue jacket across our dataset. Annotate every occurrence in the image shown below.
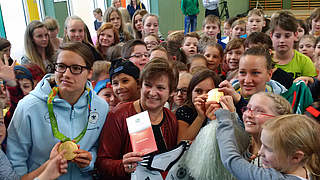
[127,0,146,19]
[6,42,109,180]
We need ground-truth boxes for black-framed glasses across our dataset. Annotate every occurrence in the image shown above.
[54,63,88,75]
[130,53,150,59]
[241,106,275,118]
[175,87,188,95]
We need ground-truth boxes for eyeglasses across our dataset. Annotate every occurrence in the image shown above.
[130,53,150,59]
[145,41,159,46]
[241,106,275,118]
[54,63,88,75]
[175,88,188,95]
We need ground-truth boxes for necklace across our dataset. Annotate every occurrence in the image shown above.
[47,86,92,143]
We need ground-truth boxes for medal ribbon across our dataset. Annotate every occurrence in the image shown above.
[47,86,92,143]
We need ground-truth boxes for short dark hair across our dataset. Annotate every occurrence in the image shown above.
[140,58,178,93]
[121,39,146,59]
[57,42,95,69]
[244,32,273,50]
[270,11,298,33]
[225,38,245,53]
[93,8,102,15]
[185,69,221,108]
[242,46,274,70]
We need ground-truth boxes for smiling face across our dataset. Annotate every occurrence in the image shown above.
[110,11,121,30]
[97,87,119,110]
[33,27,49,48]
[141,74,170,111]
[98,28,115,48]
[129,44,150,70]
[143,16,159,36]
[247,15,265,34]
[271,26,297,54]
[226,46,245,71]
[66,19,85,42]
[243,93,277,135]
[238,55,272,98]
[112,73,139,102]
[55,50,91,96]
[182,37,198,57]
[298,38,315,59]
[204,46,222,71]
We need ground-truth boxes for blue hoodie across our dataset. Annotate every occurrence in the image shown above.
[7,74,109,180]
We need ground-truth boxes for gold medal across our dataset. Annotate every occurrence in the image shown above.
[207,88,224,103]
[58,141,78,160]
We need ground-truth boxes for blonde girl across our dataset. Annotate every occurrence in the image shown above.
[216,104,320,180]
[63,16,89,43]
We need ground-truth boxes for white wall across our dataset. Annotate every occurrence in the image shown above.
[0,0,27,60]
[69,0,96,38]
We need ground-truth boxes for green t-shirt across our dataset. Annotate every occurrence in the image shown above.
[275,50,317,79]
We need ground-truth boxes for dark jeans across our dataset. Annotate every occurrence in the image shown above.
[184,15,197,34]
[205,8,219,17]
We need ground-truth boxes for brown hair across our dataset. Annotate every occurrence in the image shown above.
[263,114,320,178]
[309,7,320,22]
[92,61,111,81]
[202,15,220,29]
[247,8,265,18]
[185,69,221,108]
[43,17,60,31]
[200,42,223,60]
[132,9,148,39]
[225,38,245,53]
[242,46,275,70]
[182,32,200,45]
[167,40,187,64]
[121,39,146,59]
[244,32,273,50]
[140,58,178,93]
[269,11,298,33]
[150,45,168,59]
[231,19,246,30]
[93,8,103,15]
[24,20,55,72]
[57,42,95,69]
[103,7,133,42]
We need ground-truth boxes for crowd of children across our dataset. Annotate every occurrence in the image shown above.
[0,3,320,180]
